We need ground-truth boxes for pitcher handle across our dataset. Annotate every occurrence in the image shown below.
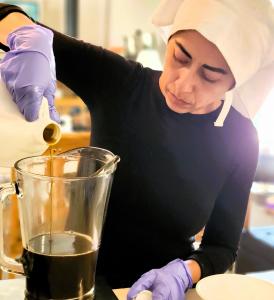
[0,182,24,275]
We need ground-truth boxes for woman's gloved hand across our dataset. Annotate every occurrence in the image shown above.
[127,259,193,300]
[0,24,60,122]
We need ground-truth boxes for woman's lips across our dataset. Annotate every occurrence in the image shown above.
[167,90,192,106]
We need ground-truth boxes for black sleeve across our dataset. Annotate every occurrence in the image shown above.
[50,29,142,108]
[0,3,30,51]
[0,3,28,21]
[0,3,142,108]
[187,129,259,278]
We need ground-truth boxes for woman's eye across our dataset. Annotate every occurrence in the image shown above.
[202,71,221,83]
[173,52,189,65]
[203,76,218,83]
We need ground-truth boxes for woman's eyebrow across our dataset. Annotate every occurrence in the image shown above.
[175,40,227,75]
[175,40,192,59]
[203,64,227,75]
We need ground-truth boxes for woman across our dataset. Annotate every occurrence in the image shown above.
[0,1,273,299]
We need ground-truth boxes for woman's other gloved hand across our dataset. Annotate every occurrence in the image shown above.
[127,259,193,300]
[0,24,60,122]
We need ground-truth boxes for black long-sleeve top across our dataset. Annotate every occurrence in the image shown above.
[0,4,259,288]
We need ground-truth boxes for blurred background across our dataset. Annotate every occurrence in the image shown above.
[0,0,273,280]
[1,0,165,134]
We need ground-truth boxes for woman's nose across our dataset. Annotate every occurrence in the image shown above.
[174,68,196,95]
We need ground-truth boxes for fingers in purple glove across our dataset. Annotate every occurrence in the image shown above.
[44,85,60,123]
[127,271,156,300]
[128,259,192,300]
[15,86,43,121]
[49,106,60,123]
[0,26,57,122]
[151,275,178,300]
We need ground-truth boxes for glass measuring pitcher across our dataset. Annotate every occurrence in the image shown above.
[0,147,119,300]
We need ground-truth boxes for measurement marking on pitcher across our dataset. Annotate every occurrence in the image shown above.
[49,147,55,253]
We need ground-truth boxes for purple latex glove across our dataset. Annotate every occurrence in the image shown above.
[127,259,193,300]
[0,24,60,122]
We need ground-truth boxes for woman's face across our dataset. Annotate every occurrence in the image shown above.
[159,30,235,114]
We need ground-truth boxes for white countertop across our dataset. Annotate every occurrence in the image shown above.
[0,278,202,300]
[113,288,202,300]
[2,271,274,300]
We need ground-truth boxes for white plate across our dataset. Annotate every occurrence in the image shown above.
[196,274,274,300]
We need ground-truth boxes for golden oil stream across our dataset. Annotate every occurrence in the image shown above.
[48,147,57,254]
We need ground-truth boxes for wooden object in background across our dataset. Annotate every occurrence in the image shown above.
[55,96,91,132]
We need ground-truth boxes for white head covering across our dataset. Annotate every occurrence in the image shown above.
[152,0,274,126]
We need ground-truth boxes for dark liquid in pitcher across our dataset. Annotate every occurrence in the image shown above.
[20,232,98,299]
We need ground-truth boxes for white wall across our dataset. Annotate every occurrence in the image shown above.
[21,0,161,49]
[108,0,159,47]
[77,0,160,47]
[16,0,66,33]
[16,1,161,47]
[41,0,66,33]
[78,0,109,45]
